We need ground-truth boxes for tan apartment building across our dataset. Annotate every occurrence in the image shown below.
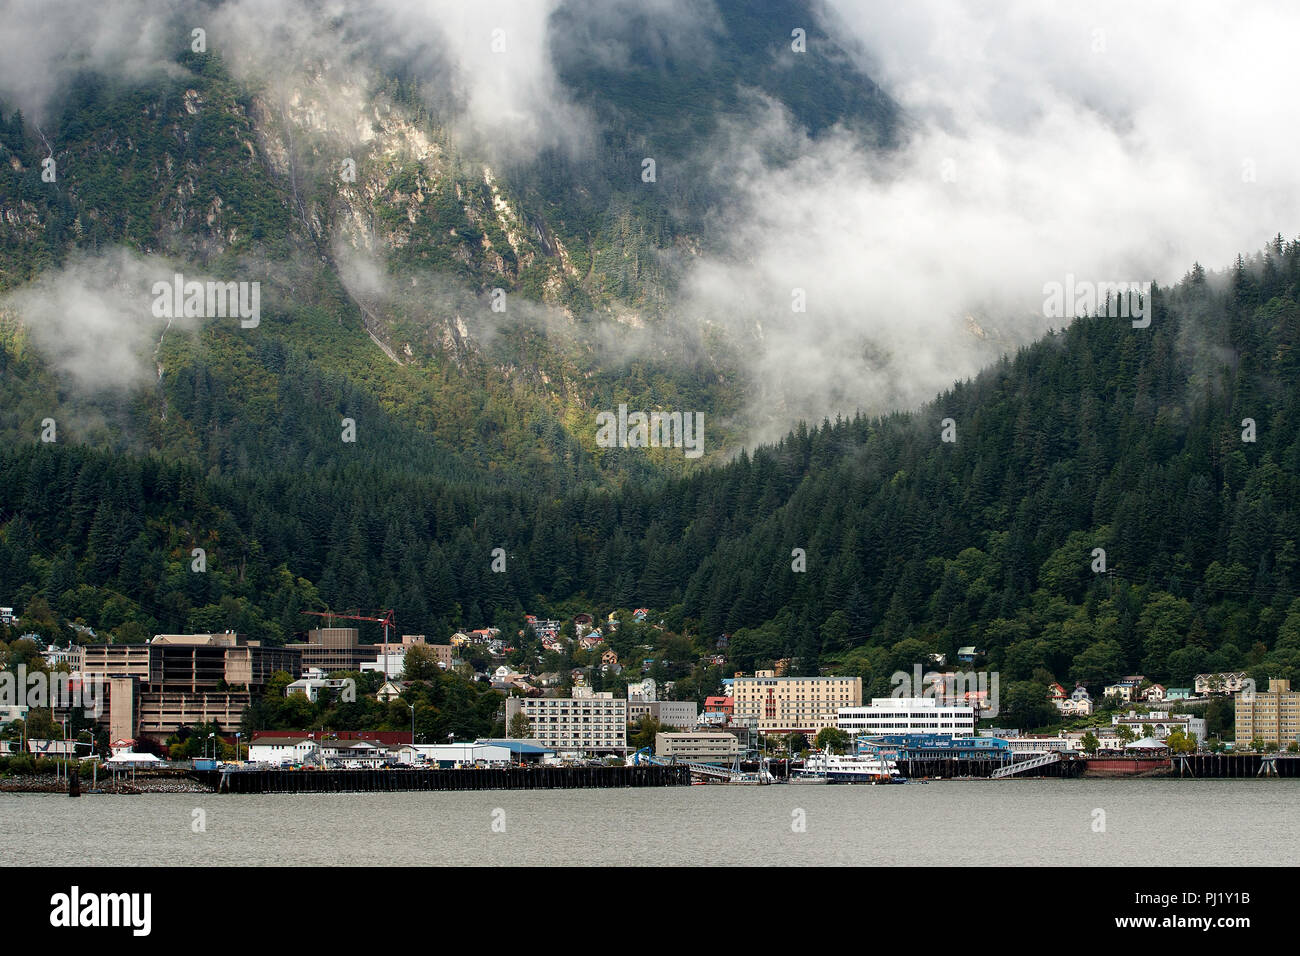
[731,670,862,736]
[655,731,739,764]
[1235,679,1300,747]
[394,635,454,668]
[505,686,627,753]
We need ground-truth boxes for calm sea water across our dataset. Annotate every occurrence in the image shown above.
[1,779,1294,866]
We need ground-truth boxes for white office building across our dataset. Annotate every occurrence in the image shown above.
[1002,735,1072,754]
[837,697,977,737]
[1111,711,1206,743]
[399,743,515,767]
[360,653,408,678]
[505,687,628,753]
[627,699,698,729]
[247,736,320,766]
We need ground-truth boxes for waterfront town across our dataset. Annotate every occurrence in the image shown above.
[2,603,1298,786]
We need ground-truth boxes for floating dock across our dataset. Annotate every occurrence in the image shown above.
[191,764,692,794]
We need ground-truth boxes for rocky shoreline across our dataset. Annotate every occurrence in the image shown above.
[0,773,213,794]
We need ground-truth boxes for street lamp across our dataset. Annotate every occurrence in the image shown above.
[408,703,415,748]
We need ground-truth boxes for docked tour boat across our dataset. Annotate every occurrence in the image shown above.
[790,750,905,784]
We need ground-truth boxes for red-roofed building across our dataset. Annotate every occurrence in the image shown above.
[252,729,412,746]
[704,696,734,717]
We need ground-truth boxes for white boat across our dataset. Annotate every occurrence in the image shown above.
[729,769,777,785]
[790,751,904,784]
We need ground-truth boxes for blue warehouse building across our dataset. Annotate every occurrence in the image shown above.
[858,734,1013,762]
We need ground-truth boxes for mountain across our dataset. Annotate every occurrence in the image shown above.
[2,3,1300,732]
[0,0,899,493]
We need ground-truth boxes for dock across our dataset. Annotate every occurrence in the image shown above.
[191,764,692,793]
[894,754,1084,779]
[1172,753,1300,777]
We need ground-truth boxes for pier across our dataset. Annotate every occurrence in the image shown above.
[1172,753,1300,778]
[894,755,1083,779]
[191,764,692,794]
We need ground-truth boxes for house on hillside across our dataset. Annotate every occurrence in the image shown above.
[1194,672,1250,696]
[287,676,353,703]
[1051,682,1094,716]
[1104,676,1146,702]
[1063,686,1094,716]
[1138,683,1166,702]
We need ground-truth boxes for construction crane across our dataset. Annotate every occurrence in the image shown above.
[301,609,397,669]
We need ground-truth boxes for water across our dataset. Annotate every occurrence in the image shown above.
[1,779,1294,866]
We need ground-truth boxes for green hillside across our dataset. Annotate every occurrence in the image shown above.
[4,242,1300,733]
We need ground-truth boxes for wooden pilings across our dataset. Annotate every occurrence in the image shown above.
[1174,753,1297,777]
[191,764,692,794]
[896,756,1083,779]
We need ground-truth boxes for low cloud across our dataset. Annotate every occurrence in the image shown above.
[0,250,201,392]
[682,0,1300,441]
[0,0,594,165]
[5,1,1300,443]
[0,0,186,124]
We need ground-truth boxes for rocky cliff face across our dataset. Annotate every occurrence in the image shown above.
[0,55,744,481]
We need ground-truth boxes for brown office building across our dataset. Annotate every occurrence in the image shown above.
[81,633,301,743]
[290,628,381,672]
